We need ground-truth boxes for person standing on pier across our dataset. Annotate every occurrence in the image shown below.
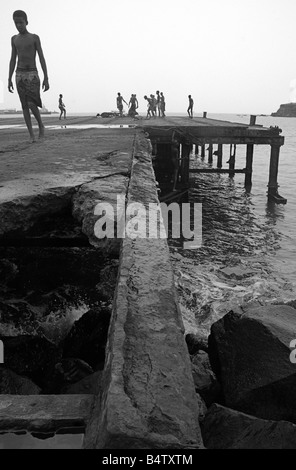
[58,94,66,120]
[8,10,49,142]
[149,94,157,117]
[144,95,154,119]
[187,95,194,118]
[156,90,161,117]
[116,92,128,117]
[128,94,138,118]
[160,92,166,117]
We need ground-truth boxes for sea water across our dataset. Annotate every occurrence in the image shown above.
[170,113,296,338]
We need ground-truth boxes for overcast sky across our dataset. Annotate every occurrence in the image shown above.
[0,0,296,115]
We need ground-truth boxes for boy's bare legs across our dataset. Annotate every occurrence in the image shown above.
[22,105,36,142]
[29,102,45,138]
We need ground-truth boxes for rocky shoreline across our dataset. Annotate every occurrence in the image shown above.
[0,249,117,395]
[186,299,296,448]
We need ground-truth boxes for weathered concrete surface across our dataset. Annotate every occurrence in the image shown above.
[83,135,203,449]
[0,128,133,238]
[72,175,128,252]
[202,403,296,449]
[0,394,94,433]
[208,304,296,422]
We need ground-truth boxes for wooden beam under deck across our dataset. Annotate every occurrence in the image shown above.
[189,168,247,174]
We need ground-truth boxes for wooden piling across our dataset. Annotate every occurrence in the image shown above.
[249,115,257,126]
[195,144,199,156]
[201,144,205,159]
[267,144,280,197]
[245,144,254,188]
[229,144,236,178]
[217,144,223,168]
[208,144,213,164]
[203,112,207,118]
[181,143,191,187]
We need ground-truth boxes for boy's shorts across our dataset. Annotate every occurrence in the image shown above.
[15,68,42,108]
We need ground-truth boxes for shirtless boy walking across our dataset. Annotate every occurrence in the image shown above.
[8,10,49,142]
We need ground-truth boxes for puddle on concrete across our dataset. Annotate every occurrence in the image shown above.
[0,431,84,449]
[0,125,23,129]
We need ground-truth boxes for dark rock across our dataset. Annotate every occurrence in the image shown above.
[196,393,207,423]
[202,403,296,449]
[42,358,94,393]
[0,259,19,285]
[8,247,106,292]
[208,304,296,422]
[0,367,41,394]
[186,332,208,354]
[0,335,62,386]
[191,351,222,406]
[95,260,119,302]
[0,300,35,324]
[219,266,255,280]
[62,308,111,370]
[62,370,103,394]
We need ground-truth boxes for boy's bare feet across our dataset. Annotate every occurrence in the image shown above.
[39,126,45,138]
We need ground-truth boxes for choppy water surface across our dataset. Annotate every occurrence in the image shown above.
[170,114,296,337]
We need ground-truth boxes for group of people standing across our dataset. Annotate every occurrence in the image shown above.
[144,91,166,119]
[116,91,166,119]
[117,91,194,119]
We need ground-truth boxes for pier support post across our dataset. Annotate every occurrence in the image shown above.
[267,144,287,203]
[249,115,257,126]
[245,144,254,189]
[195,144,199,156]
[217,144,223,168]
[228,144,236,178]
[201,144,205,159]
[203,112,207,118]
[181,143,191,187]
[208,144,213,164]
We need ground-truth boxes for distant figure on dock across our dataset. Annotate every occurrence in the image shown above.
[156,90,161,117]
[128,94,138,118]
[8,10,49,142]
[150,94,157,117]
[187,95,194,118]
[116,92,128,117]
[171,137,180,191]
[144,95,154,119]
[58,94,66,120]
[160,92,166,117]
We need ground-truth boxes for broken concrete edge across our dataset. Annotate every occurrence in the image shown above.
[83,133,204,449]
[0,394,94,433]
[0,187,76,237]
[0,147,133,240]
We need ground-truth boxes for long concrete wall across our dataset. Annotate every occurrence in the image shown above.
[83,133,203,449]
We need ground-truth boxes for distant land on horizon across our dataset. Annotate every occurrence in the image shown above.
[271,102,296,117]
